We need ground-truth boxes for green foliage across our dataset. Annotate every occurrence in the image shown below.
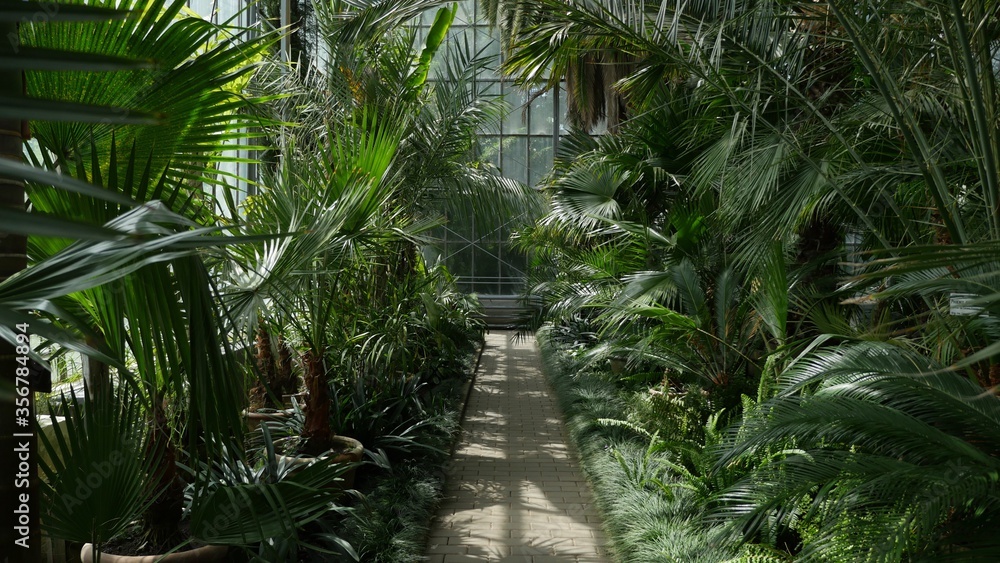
[37,388,157,549]
[538,331,746,562]
[507,0,1000,558]
[22,0,277,194]
[717,342,1000,561]
[625,385,710,446]
[342,463,447,563]
[183,430,358,561]
[8,0,496,558]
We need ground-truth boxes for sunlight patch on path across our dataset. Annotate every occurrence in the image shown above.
[426,332,611,563]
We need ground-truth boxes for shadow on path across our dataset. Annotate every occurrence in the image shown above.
[426,332,611,563]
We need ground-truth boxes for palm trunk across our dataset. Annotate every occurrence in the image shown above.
[83,335,112,405]
[250,326,279,410]
[276,336,295,400]
[1,21,39,563]
[143,391,183,549]
[302,349,332,455]
[251,329,298,410]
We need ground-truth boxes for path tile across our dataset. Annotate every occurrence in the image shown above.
[427,332,611,563]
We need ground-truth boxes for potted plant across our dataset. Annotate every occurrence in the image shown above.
[244,324,299,431]
[15,0,301,558]
[220,107,411,483]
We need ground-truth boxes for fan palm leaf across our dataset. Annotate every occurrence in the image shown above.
[21,0,278,198]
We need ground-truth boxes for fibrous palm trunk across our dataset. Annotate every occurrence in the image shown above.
[142,391,183,550]
[250,327,297,410]
[83,334,112,405]
[1,21,39,563]
[250,326,279,411]
[302,349,332,455]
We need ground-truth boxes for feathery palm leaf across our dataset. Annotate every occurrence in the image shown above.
[717,341,1000,561]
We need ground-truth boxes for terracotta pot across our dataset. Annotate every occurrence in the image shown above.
[277,435,364,489]
[282,391,308,408]
[80,543,227,563]
[243,408,293,432]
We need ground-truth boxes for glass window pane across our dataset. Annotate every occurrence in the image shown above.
[559,82,570,135]
[501,83,528,134]
[501,137,528,184]
[217,0,240,23]
[501,248,527,281]
[413,25,427,46]
[480,79,501,96]
[478,135,501,167]
[476,30,501,64]
[529,137,553,186]
[188,0,214,18]
[473,245,500,291]
[456,0,475,25]
[475,82,501,135]
[449,244,474,278]
[445,26,474,58]
[530,90,555,135]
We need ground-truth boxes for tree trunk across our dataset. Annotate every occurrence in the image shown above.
[251,328,298,410]
[1,21,39,563]
[83,335,112,405]
[250,326,279,410]
[301,350,332,455]
[276,336,296,401]
[142,391,183,550]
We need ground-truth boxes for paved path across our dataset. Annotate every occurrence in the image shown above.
[426,331,611,563]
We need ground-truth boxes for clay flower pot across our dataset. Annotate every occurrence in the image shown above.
[243,407,294,432]
[80,543,227,563]
[281,391,308,408]
[277,435,364,489]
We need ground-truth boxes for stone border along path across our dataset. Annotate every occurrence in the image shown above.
[426,331,612,563]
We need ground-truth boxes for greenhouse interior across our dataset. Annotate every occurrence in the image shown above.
[2,0,1000,561]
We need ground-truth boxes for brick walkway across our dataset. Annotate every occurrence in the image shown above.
[426,331,611,563]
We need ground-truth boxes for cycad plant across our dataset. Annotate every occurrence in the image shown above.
[716,341,1000,561]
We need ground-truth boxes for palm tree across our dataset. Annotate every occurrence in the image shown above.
[226,111,413,455]
[716,341,1000,560]
[220,0,539,461]
[19,0,278,549]
[507,0,1000,557]
[0,2,146,558]
[0,1,350,556]
[481,0,635,131]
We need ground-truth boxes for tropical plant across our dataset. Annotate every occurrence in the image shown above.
[183,427,359,561]
[37,385,157,552]
[1,3,144,556]
[505,0,1000,558]
[224,0,524,462]
[3,0,510,560]
[717,341,1000,561]
[1,0,313,556]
